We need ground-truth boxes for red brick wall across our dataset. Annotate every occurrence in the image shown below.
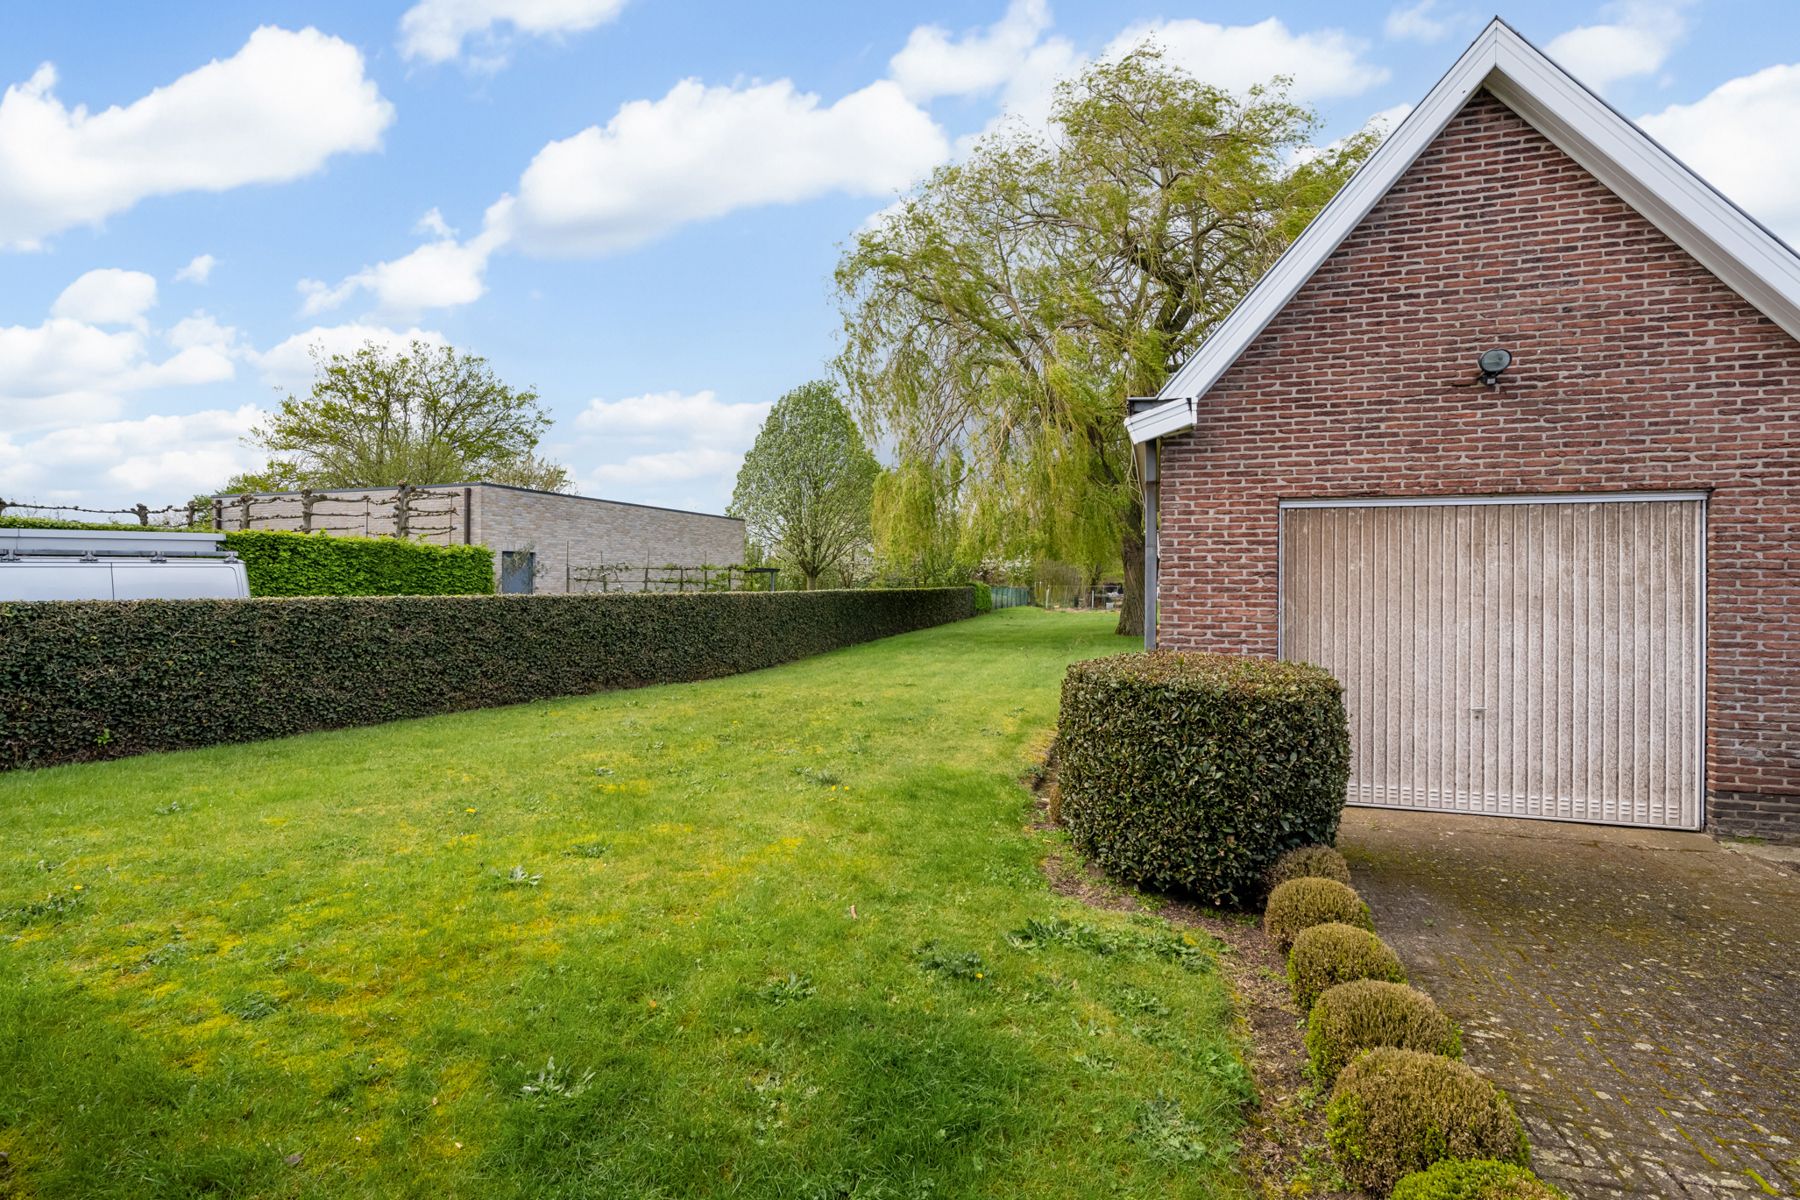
[1155,90,1800,837]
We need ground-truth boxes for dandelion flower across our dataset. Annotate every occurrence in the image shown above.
[73,884,84,891]
[465,807,477,814]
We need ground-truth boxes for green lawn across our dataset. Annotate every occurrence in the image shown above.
[0,608,1249,1199]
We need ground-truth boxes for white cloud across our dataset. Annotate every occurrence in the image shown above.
[51,268,159,329]
[504,78,948,256]
[399,0,628,65]
[0,267,241,442]
[0,27,393,250]
[299,223,507,317]
[254,323,449,390]
[1547,1,1692,93]
[1385,0,1457,43]
[1104,18,1390,102]
[559,389,772,510]
[1640,62,1800,243]
[0,406,266,508]
[889,0,1055,101]
[174,253,217,284]
[414,207,456,238]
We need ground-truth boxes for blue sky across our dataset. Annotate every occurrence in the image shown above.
[3,0,1796,514]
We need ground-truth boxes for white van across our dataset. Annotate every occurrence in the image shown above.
[0,528,249,601]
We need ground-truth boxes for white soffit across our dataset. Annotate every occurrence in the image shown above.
[1127,17,1800,445]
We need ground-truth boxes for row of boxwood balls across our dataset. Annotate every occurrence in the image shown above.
[1261,847,1568,1199]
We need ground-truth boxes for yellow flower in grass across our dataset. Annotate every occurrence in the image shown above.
[465,807,476,814]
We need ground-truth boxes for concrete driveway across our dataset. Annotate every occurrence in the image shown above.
[1339,809,1800,1199]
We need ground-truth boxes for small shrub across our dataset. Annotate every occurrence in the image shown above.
[1391,1158,1569,1200]
[1056,651,1350,907]
[1288,922,1407,1011]
[1263,877,1371,954]
[1326,1048,1528,1195]
[1307,980,1461,1084]
[1268,844,1351,889]
[972,581,994,614]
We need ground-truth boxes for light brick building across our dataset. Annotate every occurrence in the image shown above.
[214,482,744,594]
[1127,21,1800,839]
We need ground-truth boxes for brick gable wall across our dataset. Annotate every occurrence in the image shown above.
[1155,90,1800,837]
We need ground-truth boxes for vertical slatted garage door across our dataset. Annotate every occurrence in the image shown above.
[1279,495,1704,829]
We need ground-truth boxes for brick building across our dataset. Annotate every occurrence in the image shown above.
[214,482,744,595]
[1127,21,1799,838]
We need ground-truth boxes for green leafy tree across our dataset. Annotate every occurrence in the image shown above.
[730,381,879,590]
[228,340,570,493]
[836,47,1375,634]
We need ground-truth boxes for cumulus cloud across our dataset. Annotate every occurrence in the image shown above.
[0,406,266,508]
[889,0,1056,101]
[174,253,217,284]
[1640,62,1800,244]
[1103,18,1390,102]
[0,27,393,250]
[51,268,159,329]
[505,78,948,256]
[558,389,772,510]
[1385,0,1459,42]
[299,223,508,317]
[1547,1,1692,93]
[254,323,450,390]
[2,267,238,440]
[398,0,628,65]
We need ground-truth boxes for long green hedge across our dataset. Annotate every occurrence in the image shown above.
[222,529,495,596]
[0,588,974,770]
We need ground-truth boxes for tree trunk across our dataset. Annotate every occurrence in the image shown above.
[1117,521,1145,639]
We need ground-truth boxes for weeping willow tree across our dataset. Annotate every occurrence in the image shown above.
[836,47,1376,634]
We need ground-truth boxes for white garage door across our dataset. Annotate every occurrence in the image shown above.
[1279,494,1704,829]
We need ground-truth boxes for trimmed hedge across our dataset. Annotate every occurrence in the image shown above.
[1264,877,1372,953]
[1055,651,1350,907]
[1327,1048,1529,1195]
[1288,922,1407,1012]
[972,581,994,614]
[0,587,974,770]
[1306,980,1462,1085]
[1268,844,1352,889]
[223,529,495,597]
[1391,1159,1569,1200]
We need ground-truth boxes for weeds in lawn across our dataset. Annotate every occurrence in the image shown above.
[4,891,83,924]
[757,974,817,1006]
[520,1057,595,1102]
[1136,1095,1233,1167]
[913,943,988,982]
[225,991,281,1021]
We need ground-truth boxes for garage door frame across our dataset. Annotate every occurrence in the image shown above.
[1276,490,1708,830]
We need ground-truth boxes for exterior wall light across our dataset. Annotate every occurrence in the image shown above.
[1478,348,1513,386]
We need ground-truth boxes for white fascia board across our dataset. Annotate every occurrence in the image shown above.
[1149,24,1503,413]
[1125,397,1197,444]
[1135,18,1800,443]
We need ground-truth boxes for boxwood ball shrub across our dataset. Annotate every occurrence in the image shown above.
[1391,1159,1569,1200]
[1288,922,1407,1012]
[1306,980,1462,1084]
[1263,877,1372,954]
[1056,651,1350,906]
[1267,844,1352,889]
[1326,1048,1529,1195]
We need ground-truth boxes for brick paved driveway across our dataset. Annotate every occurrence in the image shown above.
[1340,809,1800,1199]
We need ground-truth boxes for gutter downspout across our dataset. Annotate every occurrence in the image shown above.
[1142,438,1159,650]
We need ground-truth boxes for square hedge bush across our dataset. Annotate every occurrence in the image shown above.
[1055,651,1349,907]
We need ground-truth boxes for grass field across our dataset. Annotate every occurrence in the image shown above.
[0,608,1250,1199]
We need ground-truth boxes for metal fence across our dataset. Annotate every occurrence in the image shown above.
[566,563,777,594]
[990,585,1033,609]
